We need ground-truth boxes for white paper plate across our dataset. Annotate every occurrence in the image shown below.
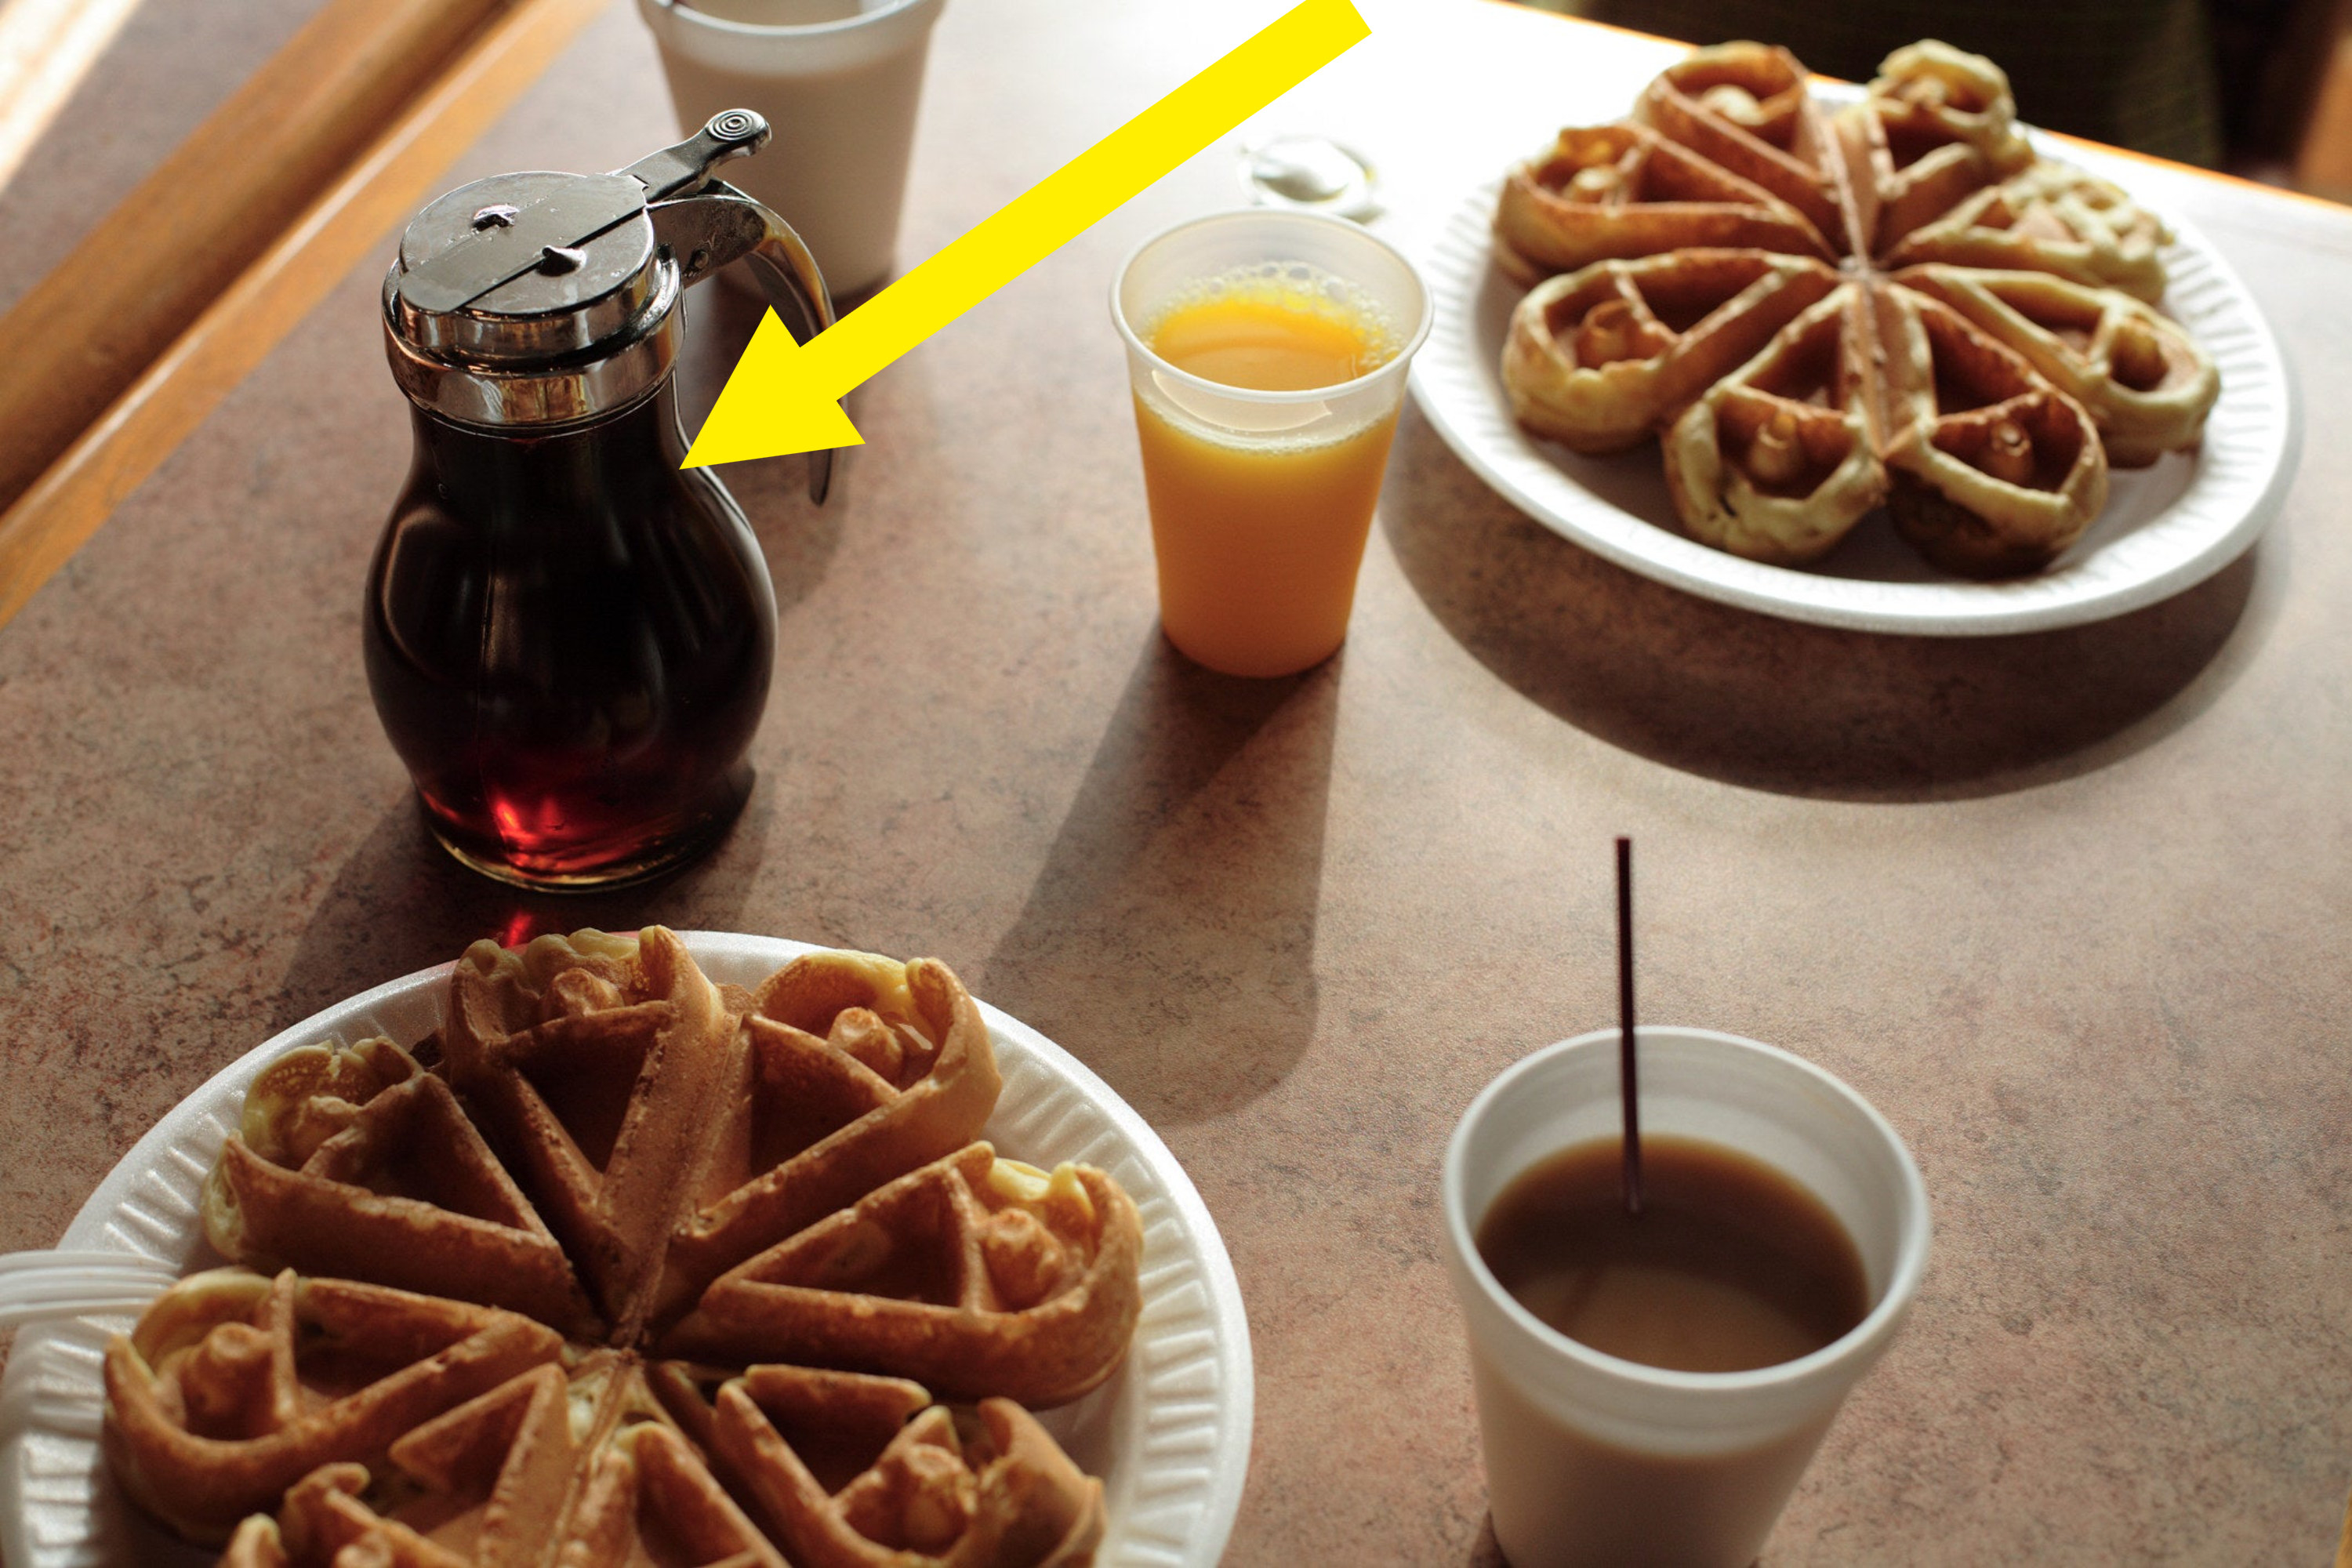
[1406,161,2299,636]
[0,932,1251,1568]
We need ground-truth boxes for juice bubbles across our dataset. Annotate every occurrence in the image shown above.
[1114,213,1432,679]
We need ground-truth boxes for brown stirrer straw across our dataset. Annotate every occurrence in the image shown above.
[1617,835,1642,1216]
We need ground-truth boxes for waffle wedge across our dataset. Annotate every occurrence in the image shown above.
[1881,159,2171,303]
[201,1038,597,1338]
[708,1366,1102,1568]
[1892,263,2217,466]
[102,1269,561,1544]
[1493,122,1834,285]
[1664,284,1889,564]
[1836,40,2036,255]
[1504,249,1839,453]
[650,949,1002,1331]
[665,1145,1142,1408]
[440,926,742,1338]
[1875,282,2110,576]
[216,1352,787,1567]
[1635,42,1851,250]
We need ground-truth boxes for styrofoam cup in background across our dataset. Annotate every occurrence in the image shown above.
[637,0,946,299]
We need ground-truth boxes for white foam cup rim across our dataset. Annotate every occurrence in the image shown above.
[1442,1025,1932,1458]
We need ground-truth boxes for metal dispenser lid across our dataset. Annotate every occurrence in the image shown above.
[391,169,668,367]
[383,111,823,431]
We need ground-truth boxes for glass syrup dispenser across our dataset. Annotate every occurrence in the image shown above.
[365,111,836,890]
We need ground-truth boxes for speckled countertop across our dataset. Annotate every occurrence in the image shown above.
[3,0,2350,1562]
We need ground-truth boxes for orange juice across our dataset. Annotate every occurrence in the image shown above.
[1134,273,1403,678]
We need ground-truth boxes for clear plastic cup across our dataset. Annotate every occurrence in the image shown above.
[1442,1027,1932,1568]
[637,0,947,299]
[1111,211,1432,679]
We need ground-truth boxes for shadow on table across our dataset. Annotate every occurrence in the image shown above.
[673,279,848,612]
[268,786,775,1035]
[1383,407,2277,802]
[979,632,1338,1127]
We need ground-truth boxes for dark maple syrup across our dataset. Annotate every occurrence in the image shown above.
[362,383,774,888]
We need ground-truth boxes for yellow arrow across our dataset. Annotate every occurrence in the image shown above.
[682,0,1370,468]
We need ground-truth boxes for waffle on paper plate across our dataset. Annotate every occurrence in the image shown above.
[1495,39,2221,576]
[107,927,1138,1567]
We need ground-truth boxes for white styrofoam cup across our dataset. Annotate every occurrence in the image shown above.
[1442,1026,1930,1568]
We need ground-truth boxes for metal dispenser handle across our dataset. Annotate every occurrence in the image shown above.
[634,112,842,504]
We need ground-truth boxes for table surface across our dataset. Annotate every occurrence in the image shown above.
[5,1,2351,1562]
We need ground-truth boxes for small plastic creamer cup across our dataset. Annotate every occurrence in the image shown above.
[1442,1027,1931,1568]
[1112,210,1432,679]
[637,0,947,299]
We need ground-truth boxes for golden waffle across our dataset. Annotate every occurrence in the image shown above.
[1492,123,1834,286]
[101,1269,562,1544]
[1664,285,1888,564]
[1503,249,1839,453]
[664,1145,1142,1409]
[1881,160,2171,303]
[1836,40,2035,254]
[1633,42,1850,250]
[650,949,1002,1330]
[434,932,1004,1343]
[216,1352,789,1567]
[441,926,741,1338]
[1875,283,2110,576]
[1494,38,2216,576]
[121,932,1140,1561]
[1891,263,2219,466]
[201,1038,598,1338]
[656,1362,1103,1568]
